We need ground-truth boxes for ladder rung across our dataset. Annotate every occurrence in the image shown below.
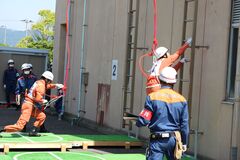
[186,0,195,2]
[180,79,190,82]
[184,19,194,22]
[127,58,134,61]
[129,26,136,28]
[126,74,133,77]
[125,90,133,93]
[124,107,130,110]
[137,47,148,50]
[195,45,209,49]
[128,42,135,45]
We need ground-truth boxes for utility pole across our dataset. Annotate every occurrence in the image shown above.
[0,25,7,44]
[20,19,33,37]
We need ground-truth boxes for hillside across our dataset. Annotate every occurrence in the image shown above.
[0,28,25,46]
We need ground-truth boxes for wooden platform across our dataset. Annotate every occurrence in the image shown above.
[0,133,143,153]
[0,143,71,153]
[72,140,143,150]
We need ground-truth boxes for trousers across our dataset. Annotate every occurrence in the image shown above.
[4,102,46,132]
[146,136,176,160]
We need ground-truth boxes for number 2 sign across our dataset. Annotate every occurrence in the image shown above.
[112,60,118,80]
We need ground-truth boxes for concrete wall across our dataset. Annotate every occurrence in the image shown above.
[53,0,237,159]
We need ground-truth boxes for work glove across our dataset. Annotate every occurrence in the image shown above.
[3,84,6,89]
[182,145,187,153]
[186,37,192,46]
[55,84,64,89]
[42,99,48,105]
[180,57,190,63]
[16,94,21,105]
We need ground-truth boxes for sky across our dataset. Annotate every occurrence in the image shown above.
[0,0,56,31]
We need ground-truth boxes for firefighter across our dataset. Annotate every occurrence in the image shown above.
[145,38,192,94]
[15,63,37,110]
[54,88,64,120]
[136,67,189,160]
[1,71,64,136]
[2,59,19,108]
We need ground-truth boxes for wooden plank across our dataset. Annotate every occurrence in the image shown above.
[125,142,130,149]
[0,143,72,149]
[61,144,67,152]
[3,144,9,154]
[71,141,143,147]
[82,142,88,150]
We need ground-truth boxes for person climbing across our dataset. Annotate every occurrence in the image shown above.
[141,38,192,95]
[1,71,64,136]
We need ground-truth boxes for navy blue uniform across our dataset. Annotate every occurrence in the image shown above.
[136,85,189,160]
[3,68,19,105]
[15,74,37,104]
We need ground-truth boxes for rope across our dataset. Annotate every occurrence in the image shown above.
[152,0,158,51]
[138,0,158,77]
[43,0,71,101]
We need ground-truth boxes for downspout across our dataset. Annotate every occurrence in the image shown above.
[63,0,72,115]
[77,0,87,118]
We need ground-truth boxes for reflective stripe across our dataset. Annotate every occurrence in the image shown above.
[146,84,160,88]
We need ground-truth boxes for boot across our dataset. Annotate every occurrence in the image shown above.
[28,126,40,137]
[39,123,49,133]
[21,125,27,132]
[0,126,5,132]
[15,105,20,111]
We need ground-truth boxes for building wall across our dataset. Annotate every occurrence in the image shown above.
[53,0,236,159]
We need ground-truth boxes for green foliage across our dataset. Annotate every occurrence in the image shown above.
[0,43,9,47]
[16,10,55,62]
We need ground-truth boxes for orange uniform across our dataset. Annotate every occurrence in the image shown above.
[146,43,189,94]
[4,79,56,132]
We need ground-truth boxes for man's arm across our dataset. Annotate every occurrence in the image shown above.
[136,96,153,127]
[3,70,7,85]
[159,38,191,71]
[15,79,21,95]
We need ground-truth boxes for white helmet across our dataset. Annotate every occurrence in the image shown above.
[42,71,54,81]
[155,47,168,59]
[28,63,33,68]
[21,63,31,70]
[8,59,14,64]
[159,67,177,84]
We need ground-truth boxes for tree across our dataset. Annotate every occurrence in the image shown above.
[0,43,8,47]
[16,10,55,62]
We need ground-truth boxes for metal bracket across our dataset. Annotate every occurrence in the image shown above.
[195,45,209,49]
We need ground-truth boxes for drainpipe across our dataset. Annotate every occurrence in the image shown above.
[77,0,87,118]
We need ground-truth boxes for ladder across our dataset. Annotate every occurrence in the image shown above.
[122,0,140,132]
[179,1,208,159]
[179,0,199,116]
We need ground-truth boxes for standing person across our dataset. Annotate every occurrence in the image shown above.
[1,71,64,136]
[2,59,19,108]
[15,63,37,111]
[54,88,64,120]
[136,67,189,160]
[140,38,192,95]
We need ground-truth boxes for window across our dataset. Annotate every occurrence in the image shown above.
[226,0,240,99]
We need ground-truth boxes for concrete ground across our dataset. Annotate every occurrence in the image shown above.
[0,106,146,154]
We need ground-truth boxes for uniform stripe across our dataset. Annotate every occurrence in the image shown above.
[149,89,186,103]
